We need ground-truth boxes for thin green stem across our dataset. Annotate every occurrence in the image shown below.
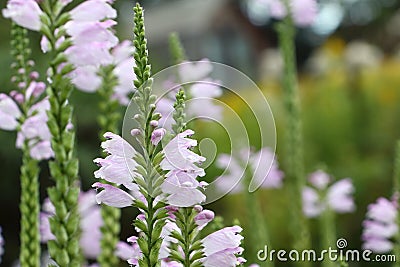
[276,18,311,266]
[320,209,336,267]
[243,166,273,266]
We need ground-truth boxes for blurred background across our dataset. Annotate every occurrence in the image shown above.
[1,0,400,266]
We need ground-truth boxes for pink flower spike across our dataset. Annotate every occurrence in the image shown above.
[151,128,166,146]
[2,0,43,31]
[92,182,134,208]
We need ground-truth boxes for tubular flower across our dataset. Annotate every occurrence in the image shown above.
[216,147,284,194]
[362,197,399,253]
[0,89,53,160]
[262,0,318,26]
[2,0,43,31]
[160,129,207,207]
[201,226,245,267]
[156,59,223,129]
[302,170,355,218]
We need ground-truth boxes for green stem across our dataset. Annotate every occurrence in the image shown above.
[276,18,311,266]
[96,65,122,267]
[244,189,273,266]
[320,209,336,267]
[42,1,81,266]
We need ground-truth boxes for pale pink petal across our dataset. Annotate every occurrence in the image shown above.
[40,213,55,242]
[112,40,135,64]
[71,65,102,92]
[327,178,355,213]
[178,59,212,83]
[2,0,43,31]
[30,141,54,160]
[292,0,318,26]
[309,170,330,190]
[195,210,215,229]
[362,237,394,253]
[202,226,243,256]
[302,186,324,217]
[70,0,117,22]
[92,182,134,208]
[101,132,137,157]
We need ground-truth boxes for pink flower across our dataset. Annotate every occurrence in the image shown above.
[2,0,43,31]
[362,197,398,253]
[202,226,244,267]
[25,81,46,100]
[302,170,355,218]
[40,191,103,259]
[156,59,223,129]
[266,0,317,26]
[94,132,141,190]
[92,182,135,208]
[65,42,114,67]
[194,209,215,229]
[178,59,213,83]
[0,93,21,131]
[93,132,147,207]
[160,129,206,176]
[15,98,54,160]
[161,170,206,207]
[70,66,102,92]
[160,130,207,206]
[65,20,118,48]
[216,147,284,194]
[0,227,4,264]
[151,128,166,146]
[69,0,117,22]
